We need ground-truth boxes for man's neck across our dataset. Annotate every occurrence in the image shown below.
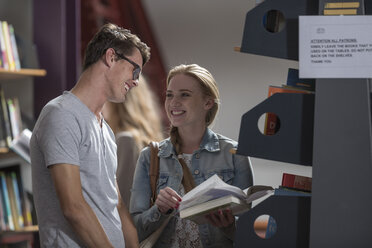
[71,66,107,120]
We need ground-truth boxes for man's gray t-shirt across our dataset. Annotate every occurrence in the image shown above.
[30,91,125,247]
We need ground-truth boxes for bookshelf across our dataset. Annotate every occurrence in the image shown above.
[0,1,48,248]
[234,0,372,247]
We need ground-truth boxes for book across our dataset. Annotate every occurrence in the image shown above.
[0,171,14,230]
[11,171,24,229]
[1,21,15,70]
[0,173,9,230]
[8,24,21,70]
[264,85,313,135]
[6,172,20,230]
[281,173,312,192]
[0,87,13,147]
[179,174,273,224]
[10,129,32,164]
[0,22,9,69]
[0,176,5,230]
[7,98,23,140]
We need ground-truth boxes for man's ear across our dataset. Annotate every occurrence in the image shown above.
[104,48,115,67]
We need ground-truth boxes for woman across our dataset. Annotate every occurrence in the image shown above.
[130,64,254,247]
[103,75,164,207]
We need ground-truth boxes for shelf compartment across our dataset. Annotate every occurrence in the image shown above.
[237,93,314,166]
[235,195,311,248]
[239,0,318,60]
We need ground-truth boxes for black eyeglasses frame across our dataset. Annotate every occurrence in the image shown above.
[114,50,141,80]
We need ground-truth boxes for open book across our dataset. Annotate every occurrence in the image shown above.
[179,174,273,224]
[9,129,32,164]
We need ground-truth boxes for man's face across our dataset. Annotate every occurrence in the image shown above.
[107,48,143,103]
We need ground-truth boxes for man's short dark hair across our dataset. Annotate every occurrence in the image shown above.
[82,23,151,71]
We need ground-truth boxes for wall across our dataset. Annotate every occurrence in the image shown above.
[142,0,312,187]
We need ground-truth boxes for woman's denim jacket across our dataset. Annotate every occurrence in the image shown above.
[130,128,254,248]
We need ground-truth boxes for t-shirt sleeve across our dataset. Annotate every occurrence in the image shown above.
[35,106,81,167]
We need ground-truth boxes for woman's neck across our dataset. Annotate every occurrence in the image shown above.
[178,126,206,154]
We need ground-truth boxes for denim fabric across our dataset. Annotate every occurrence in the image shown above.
[130,128,254,248]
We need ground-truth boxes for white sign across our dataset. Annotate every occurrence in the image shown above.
[299,15,372,78]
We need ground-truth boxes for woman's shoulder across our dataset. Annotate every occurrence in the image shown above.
[215,133,238,148]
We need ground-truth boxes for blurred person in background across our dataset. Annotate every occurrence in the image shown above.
[103,75,165,208]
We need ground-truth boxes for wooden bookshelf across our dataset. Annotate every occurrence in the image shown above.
[0,68,47,80]
[0,225,39,247]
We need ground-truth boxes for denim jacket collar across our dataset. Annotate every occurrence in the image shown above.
[158,128,220,158]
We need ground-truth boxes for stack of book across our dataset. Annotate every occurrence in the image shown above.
[0,20,21,71]
[0,165,33,231]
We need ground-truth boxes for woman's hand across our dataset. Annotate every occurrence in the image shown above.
[205,209,235,228]
[155,187,182,214]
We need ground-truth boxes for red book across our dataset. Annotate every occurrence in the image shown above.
[281,173,312,192]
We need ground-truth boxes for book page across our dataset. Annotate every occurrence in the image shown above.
[180,174,246,210]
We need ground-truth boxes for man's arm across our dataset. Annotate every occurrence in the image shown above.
[50,163,114,248]
[116,185,139,248]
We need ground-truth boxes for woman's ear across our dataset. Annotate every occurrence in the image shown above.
[204,98,214,110]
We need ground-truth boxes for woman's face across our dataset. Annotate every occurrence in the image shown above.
[165,74,212,129]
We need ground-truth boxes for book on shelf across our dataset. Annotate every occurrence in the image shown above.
[0,177,5,230]
[1,21,15,71]
[0,21,9,70]
[5,172,21,230]
[0,171,14,230]
[10,129,31,164]
[8,24,21,70]
[7,97,23,140]
[179,174,274,224]
[0,87,12,148]
[281,173,312,192]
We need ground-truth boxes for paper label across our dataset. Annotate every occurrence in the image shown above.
[299,15,372,78]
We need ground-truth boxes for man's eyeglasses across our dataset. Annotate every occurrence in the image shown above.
[114,51,141,80]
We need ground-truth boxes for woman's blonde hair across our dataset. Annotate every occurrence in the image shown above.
[104,75,164,148]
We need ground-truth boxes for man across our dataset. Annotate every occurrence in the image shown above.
[30,23,150,247]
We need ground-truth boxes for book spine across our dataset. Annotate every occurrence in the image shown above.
[0,87,13,147]
[281,173,312,192]
[6,172,20,230]
[8,25,20,70]
[0,177,5,230]
[7,98,20,139]
[11,171,24,228]
[1,21,15,70]
[0,171,14,230]
[0,22,9,69]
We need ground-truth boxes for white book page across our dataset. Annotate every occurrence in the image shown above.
[180,174,246,210]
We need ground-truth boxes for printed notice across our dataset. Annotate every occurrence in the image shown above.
[299,16,372,78]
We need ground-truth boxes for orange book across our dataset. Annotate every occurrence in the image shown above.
[264,86,312,135]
